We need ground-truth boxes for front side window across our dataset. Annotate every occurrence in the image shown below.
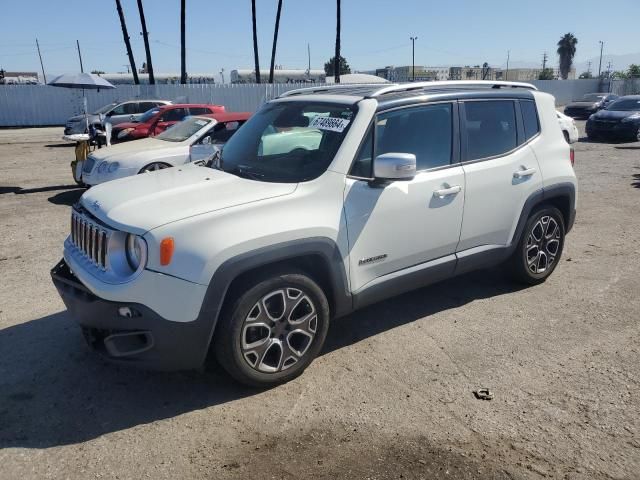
[109,103,127,115]
[520,100,540,141]
[156,117,212,142]
[139,102,158,113]
[161,108,189,122]
[376,104,453,171]
[219,102,355,183]
[464,100,517,160]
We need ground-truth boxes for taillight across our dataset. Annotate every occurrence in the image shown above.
[570,147,575,167]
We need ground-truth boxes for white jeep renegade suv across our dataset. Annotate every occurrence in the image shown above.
[51,81,577,387]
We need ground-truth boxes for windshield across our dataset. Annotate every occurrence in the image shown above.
[156,117,212,142]
[138,108,161,123]
[581,94,605,102]
[606,98,640,111]
[93,102,118,115]
[218,101,355,183]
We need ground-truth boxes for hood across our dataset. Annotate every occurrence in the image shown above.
[592,109,640,120]
[80,165,297,234]
[567,101,600,108]
[88,137,172,161]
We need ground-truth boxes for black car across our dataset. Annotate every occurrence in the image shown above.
[586,96,640,142]
[564,93,618,119]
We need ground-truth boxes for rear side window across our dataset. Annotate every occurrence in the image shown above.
[376,103,453,170]
[162,108,188,122]
[139,102,158,113]
[464,100,517,160]
[520,100,540,141]
[189,107,211,116]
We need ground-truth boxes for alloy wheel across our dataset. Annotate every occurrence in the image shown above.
[241,288,318,373]
[525,215,561,274]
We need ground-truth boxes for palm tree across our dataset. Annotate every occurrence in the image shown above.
[180,0,187,84]
[269,0,283,84]
[557,33,578,80]
[334,0,341,83]
[114,0,139,84]
[251,0,261,83]
[137,0,155,84]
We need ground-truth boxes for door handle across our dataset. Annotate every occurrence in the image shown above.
[433,185,462,198]
[513,167,536,179]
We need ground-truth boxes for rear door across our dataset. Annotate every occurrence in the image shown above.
[457,98,543,252]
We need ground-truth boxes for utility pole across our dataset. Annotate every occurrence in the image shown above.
[115,0,139,84]
[542,52,548,70]
[219,68,224,84]
[598,40,604,78]
[410,36,418,81]
[505,50,510,81]
[180,0,187,84]
[35,38,46,83]
[76,40,84,73]
[606,61,612,78]
[137,0,155,84]
[307,43,311,73]
[334,0,341,83]
[587,61,592,76]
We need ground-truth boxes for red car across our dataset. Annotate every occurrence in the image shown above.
[111,103,225,142]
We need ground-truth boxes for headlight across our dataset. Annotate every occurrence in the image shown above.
[97,161,108,173]
[117,128,134,139]
[125,234,147,271]
[107,162,120,173]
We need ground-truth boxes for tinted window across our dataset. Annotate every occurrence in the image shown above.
[350,128,373,177]
[520,100,540,141]
[161,108,188,122]
[375,104,452,170]
[464,101,517,160]
[189,107,211,116]
[605,98,640,111]
[139,102,158,113]
[110,103,127,115]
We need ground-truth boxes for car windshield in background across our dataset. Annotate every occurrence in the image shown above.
[219,102,355,183]
[138,108,161,123]
[581,94,605,102]
[605,98,640,111]
[156,117,212,142]
[93,102,118,115]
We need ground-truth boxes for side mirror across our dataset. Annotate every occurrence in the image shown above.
[129,115,135,121]
[372,153,416,182]
[106,111,114,117]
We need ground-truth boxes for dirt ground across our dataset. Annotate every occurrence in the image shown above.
[0,124,639,480]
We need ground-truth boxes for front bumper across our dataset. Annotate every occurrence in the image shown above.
[586,121,639,140]
[51,259,214,371]
[82,166,139,186]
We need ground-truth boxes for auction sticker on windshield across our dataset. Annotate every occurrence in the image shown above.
[310,116,350,133]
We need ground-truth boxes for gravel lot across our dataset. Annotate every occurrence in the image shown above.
[0,124,639,479]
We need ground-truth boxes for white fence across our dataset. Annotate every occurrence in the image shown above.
[1,79,637,127]
[0,83,303,127]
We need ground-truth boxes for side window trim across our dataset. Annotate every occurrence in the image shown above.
[459,98,523,164]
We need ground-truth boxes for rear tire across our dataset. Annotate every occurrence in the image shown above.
[508,206,565,285]
[214,270,330,387]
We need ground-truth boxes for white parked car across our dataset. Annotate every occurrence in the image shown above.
[64,99,171,136]
[556,110,579,143]
[52,81,577,387]
[81,113,250,186]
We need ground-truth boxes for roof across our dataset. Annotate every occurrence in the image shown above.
[201,112,252,122]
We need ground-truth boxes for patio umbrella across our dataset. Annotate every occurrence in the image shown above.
[48,73,116,131]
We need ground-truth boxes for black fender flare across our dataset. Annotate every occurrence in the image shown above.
[195,237,352,364]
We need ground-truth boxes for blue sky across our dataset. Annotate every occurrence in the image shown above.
[2,0,639,81]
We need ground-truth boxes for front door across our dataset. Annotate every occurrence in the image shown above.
[344,102,465,292]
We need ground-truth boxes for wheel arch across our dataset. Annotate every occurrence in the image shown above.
[197,237,352,364]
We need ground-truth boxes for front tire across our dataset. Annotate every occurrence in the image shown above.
[214,271,330,387]
[509,206,565,285]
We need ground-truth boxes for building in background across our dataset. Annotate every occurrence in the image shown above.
[0,71,39,84]
[503,67,576,81]
[230,69,326,84]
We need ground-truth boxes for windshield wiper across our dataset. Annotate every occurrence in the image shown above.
[225,164,265,180]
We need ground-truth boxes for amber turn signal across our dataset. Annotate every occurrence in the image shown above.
[160,237,175,266]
